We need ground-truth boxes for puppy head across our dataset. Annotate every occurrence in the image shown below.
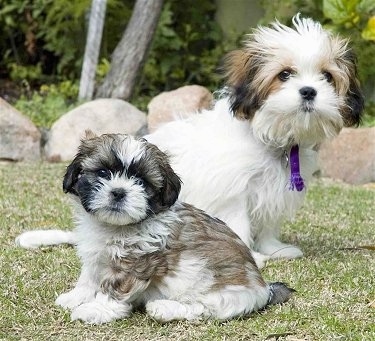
[63,132,181,225]
[223,14,364,147]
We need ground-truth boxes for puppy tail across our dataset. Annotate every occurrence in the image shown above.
[15,229,76,249]
[267,282,295,305]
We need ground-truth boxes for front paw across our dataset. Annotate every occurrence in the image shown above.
[71,302,113,324]
[56,288,95,310]
[71,294,132,324]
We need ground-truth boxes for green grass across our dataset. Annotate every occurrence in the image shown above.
[0,162,374,341]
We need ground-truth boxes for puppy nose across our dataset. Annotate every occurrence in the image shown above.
[111,188,126,201]
[299,86,317,100]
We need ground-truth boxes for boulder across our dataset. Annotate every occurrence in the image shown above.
[44,98,146,161]
[147,85,213,132]
[318,127,375,184]
[0,98,41,161]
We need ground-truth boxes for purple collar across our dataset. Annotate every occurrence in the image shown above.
[289,145,305,192]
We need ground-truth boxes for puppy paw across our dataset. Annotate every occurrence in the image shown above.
[55,288,95,310]
[256,238,303,260]
[271,245,303,259]
[146,300,175,322]
[146,300,204,322]
[71,294,131,324]
[251,251,270,269]
[71,303,113,324]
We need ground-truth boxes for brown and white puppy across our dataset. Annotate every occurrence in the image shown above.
[54,132,293,324]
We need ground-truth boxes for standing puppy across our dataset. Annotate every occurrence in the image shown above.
[55,133,293,324]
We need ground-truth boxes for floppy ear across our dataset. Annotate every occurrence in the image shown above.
[160,163,182,208]
[339,49,364,127]
[222,49,263,120]
[63,156,83,195]
[63,131,98,194]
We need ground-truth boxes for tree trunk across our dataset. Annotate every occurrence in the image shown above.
[79,0,107,101]
[95,0,164,100]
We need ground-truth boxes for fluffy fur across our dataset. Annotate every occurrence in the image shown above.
[16,15,363,268]
[50,133,293,324]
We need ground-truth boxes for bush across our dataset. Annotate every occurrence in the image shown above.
[14,81,79,128]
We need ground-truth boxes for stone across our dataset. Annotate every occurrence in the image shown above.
[0,97,41,161]
[44,98,146,161]
[318,127,375,185]
[147,85,213,132]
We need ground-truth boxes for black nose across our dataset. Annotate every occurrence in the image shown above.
[111,188,126,201]
[299,86,317,101]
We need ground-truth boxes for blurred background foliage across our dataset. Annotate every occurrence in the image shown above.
[0,0,374,127]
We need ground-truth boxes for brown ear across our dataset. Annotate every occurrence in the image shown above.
[160,163,181,208]
[63,157,82,195]
[337,49,364,127]
[222,49,263,120]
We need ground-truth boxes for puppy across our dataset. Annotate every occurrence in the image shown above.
[146,14,364,265]
[16,15,364,268]
[53,132,293,324]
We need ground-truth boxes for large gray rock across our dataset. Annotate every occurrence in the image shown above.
[0,98,41,161]
[319,127,375,184]
[147,85,213,132]
[45,98,146,161]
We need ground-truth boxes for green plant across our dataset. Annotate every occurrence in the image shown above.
[14,80,79,128]
[135,0,225,101]
[0,0,132,81]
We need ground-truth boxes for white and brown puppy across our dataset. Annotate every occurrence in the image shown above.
[54,132,293,324]
[16,15,364,267]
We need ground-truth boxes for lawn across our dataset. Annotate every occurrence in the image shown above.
[0,162,374,341]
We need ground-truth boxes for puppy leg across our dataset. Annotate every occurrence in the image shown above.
[71,292,132,324]
[56,266,97,310]
[217,205,269,268]
[255,227,303,259]
[146,300,206,322]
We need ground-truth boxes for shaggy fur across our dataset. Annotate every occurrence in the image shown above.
[16,15,363,268]
[51,133,293,324]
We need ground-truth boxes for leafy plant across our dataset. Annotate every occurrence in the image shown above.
[136,0,225,101]
[14,81,79,128]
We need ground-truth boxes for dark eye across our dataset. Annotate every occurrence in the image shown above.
[278,70,292,82]
[323,71,333,83]
[96,169,111,179]
[135,178,145,187]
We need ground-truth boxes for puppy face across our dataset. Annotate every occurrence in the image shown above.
[63,132,181,225]
[224,15,364,147]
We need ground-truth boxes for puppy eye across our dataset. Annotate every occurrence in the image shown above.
[135,178,145,187]
[96,169,111,179]
[323,71,333,83]
[278,70,292,82]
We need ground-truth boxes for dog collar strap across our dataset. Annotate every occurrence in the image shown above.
[289,145,305,192]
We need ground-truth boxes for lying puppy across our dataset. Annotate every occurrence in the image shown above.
[54,132,293,324]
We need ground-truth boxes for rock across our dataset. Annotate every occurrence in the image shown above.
[44,98,146,161]
[318,127,375,184]
[147,85,213,132]
[0,98,41,161]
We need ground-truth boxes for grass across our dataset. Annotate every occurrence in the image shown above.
[0,162,374,341]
